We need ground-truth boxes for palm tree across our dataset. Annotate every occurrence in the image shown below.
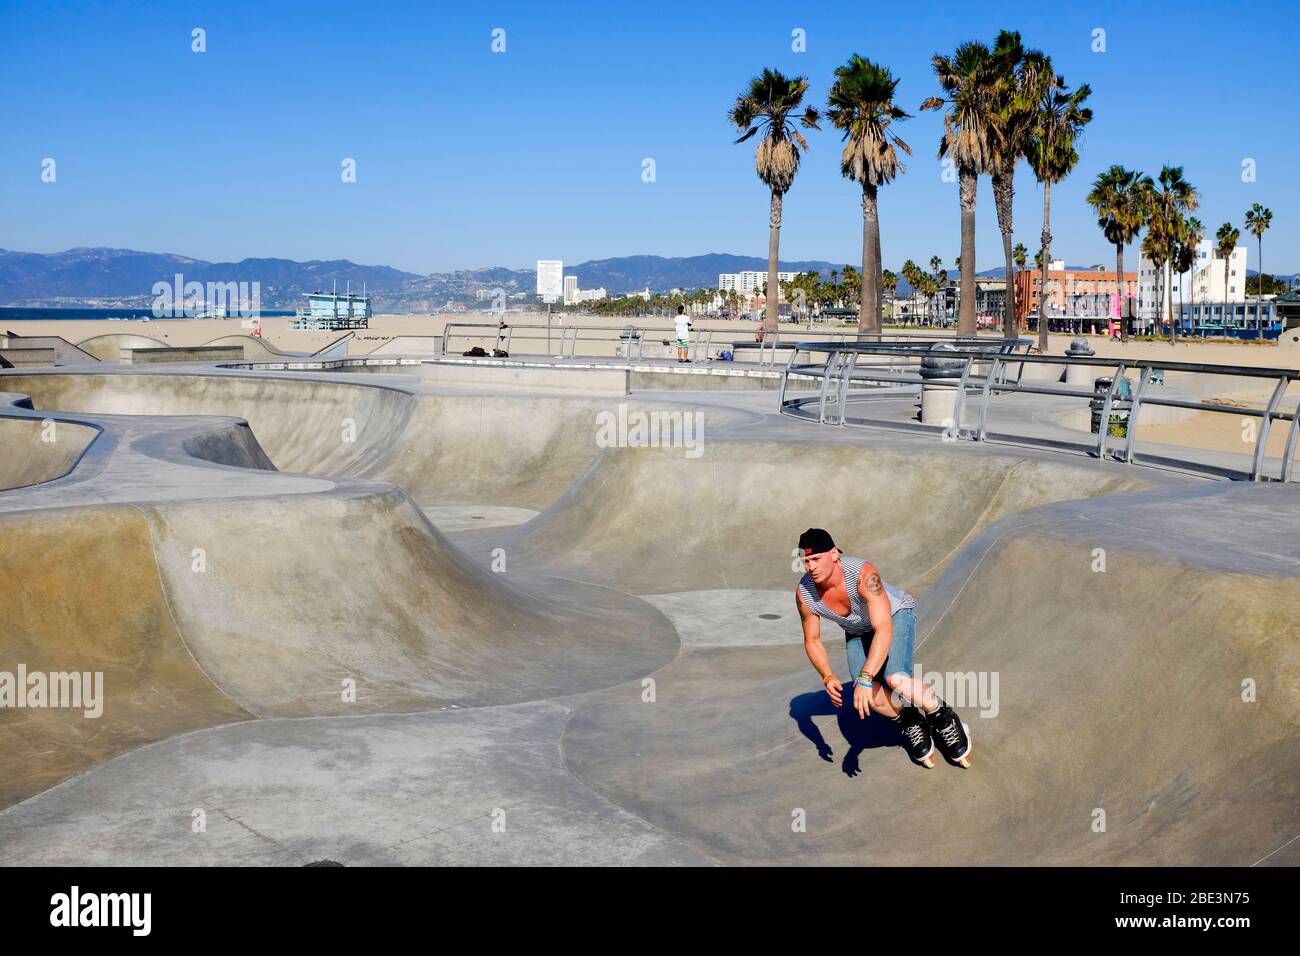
[901,259,922,324]
[1011,243,1027,322]
[1216,222,1240,332]
[1148,167,1199,342]
[881,269,898,322]
[826,54,911,334]
[1086,165,1153,343]
[987,33,1053,338]
[1026,73,1093,351]
[1180,217,1206,335]
[1176,217,1203,337]
[730,68,821,333]
[921,40,1002,334]
[1245,203,1273,333]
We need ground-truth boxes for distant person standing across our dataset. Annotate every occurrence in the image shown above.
[674,305,692,363]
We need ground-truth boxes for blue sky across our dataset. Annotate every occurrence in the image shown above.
[2,0,1296,276]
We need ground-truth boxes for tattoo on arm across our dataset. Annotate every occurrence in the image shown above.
[864,572,884,596]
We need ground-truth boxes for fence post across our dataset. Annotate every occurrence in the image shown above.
[976,357,1002,441]
[1251,376,1289,481]
[1094,362,1127,460]
[1122,366,1153,464]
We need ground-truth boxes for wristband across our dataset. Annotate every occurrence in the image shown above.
[856,675,873,688]
[821,672,835,686]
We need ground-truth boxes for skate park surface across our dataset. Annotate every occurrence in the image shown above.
[0,361,1296,866]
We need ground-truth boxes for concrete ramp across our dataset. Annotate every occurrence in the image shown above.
[560,504,1300,865]
[75,332,170,362]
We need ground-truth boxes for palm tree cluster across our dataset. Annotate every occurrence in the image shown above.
[728,36,1096,342]
[724,44,1276,345]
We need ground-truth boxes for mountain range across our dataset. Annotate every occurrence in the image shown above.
[1,247,1293,310]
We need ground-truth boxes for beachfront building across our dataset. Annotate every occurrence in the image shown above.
[719,271,796,296]
[1137,240,1247,329]
[562,275,607,305]
[290,289,371,330]
[1014,261,1137,326]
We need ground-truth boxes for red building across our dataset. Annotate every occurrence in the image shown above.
[1015,266,1137,324]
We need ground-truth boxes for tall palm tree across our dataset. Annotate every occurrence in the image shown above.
[921,41,1002,334]
[827,54,911,334]
[1176,217,1204,336]
[1141,229,1165,338]
[1244,203,1273,333]
[1086,165,1152,343]
[1026,73,1093,351]
[987,32,1053,338]
[1147,167,1199,342]
[881,269,898,322]
[1216,222,1240,332]
[1185,217,1201,335]
[729,68,821,333]
[900,259,921,324]
[1011,243,1027,323]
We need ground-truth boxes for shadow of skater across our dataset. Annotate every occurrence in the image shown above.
[789,691,903,777]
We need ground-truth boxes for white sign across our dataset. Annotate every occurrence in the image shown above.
[536,259,563,302]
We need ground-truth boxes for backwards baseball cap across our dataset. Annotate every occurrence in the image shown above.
[798,528,835,555]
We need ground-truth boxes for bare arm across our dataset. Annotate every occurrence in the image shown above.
[857,565,894,681]
[797,589,830,678]
[798,589,842,706]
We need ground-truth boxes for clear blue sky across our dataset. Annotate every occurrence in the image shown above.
[2,0,1296,276]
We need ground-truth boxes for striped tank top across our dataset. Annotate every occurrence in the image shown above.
[798,555,915,637]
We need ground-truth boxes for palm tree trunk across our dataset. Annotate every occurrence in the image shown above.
[874,216,883,330]
[957,167,977,335]
[1166,261,1176,345]
[993,167,1016,339]
[860,183,880,335]
[1257,237,1263,334]
[1036,179,1052,353]
[1175,266,1183,345]
[1116,243,1128,344]
[766,190,782,333]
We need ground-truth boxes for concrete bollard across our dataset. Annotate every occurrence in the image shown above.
[1064,337,1095,388]
[919,343,967,428]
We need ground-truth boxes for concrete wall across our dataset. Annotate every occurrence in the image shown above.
[421,361,628,396]
[126,346,245,364]
[0,348,57,368]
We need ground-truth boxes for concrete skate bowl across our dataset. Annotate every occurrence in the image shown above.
[0,371,756,510]
[0,415,682,807]
[0,367,1295,865]
[75,333,171,362]
[0,414,97,491]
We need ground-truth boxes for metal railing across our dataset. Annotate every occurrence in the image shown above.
[778,343,1300,482]
[441,322,718,362]
[441,321,1022,365]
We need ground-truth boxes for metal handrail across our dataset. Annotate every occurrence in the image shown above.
[778,343,1300,482]
[442,321,723,361]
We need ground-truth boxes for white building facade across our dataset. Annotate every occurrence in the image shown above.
[562,275,607,305]
[719,271,797,295]
[1137,241,1246,324]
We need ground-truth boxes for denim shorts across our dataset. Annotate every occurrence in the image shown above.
[845,607,916,681]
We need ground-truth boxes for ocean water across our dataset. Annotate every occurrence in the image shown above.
[0,307,294,321]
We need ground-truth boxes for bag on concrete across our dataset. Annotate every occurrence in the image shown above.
[492,348,509,357]
[719,350,734,362]
[462,346,488,357]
